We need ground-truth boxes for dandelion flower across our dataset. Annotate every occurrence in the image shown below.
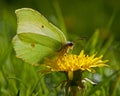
[45,50,109,72]
[44,50,109,95]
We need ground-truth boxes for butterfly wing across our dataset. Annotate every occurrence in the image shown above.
[13,8,67,65]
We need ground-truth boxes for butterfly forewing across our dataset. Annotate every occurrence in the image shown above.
[15,8,66,44]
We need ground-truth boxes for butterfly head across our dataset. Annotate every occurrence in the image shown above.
[66,41,74,53]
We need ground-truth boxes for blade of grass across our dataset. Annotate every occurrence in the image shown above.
[52,0,67,36]
[86,70,120,96]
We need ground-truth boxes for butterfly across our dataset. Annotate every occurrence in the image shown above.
[12,8,73,65]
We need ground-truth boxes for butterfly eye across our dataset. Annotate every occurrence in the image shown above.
[66,41,74,47]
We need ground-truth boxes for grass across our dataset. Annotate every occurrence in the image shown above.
[0,0,120,96]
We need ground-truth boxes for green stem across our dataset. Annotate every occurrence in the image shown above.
[110,74,120,96]
[52,0,67,35]
[107,10,117,32]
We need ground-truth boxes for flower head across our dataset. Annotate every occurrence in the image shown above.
[44,50,109,94]
[45,50,109,73]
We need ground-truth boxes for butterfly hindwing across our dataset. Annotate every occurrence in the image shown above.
[13,36,55,65]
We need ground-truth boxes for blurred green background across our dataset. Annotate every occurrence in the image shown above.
[0,0,120,96]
